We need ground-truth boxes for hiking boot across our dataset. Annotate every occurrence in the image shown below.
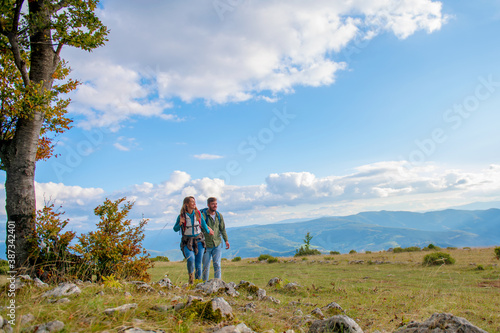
[188,273,195,284]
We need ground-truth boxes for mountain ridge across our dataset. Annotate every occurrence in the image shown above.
[144,208,500,261]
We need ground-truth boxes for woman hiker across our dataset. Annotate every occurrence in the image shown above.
[173,196,214,284]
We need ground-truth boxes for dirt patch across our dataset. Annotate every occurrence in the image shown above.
[478,280,500,288]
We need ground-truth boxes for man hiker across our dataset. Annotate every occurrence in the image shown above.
[201,197,230,281]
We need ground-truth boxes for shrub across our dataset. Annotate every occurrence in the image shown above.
[365,251,372,254]
[349,249,357,254]
[494,247,500,260]
[72,197,153,282]
[330,251,340,255]
[475,264,485,271]
[258,254,272,261]
[294,246,321,257]
[394,246,421,253]
[267,256,279,263]
[151,256,170,262]
[28,203,79,282]
[422,243,441,251]
[231,256,242,262]
[422,252,455,266]
[294,232,322,257]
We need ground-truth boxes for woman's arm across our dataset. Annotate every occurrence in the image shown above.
[173,215,181,232]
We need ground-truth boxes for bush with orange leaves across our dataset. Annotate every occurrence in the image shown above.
[72,197,153,282]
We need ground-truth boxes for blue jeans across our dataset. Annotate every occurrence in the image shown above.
[202,243,222,281]
[183,240,205,280]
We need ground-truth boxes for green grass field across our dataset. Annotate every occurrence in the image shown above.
[1,247,499,332]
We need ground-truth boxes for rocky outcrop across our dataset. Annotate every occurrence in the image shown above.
[196,279,239,297]
[309,315,364,333]
[394,313,488,333]
[42,283,81,298]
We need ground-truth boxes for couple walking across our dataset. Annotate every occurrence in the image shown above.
[173,196,230,284]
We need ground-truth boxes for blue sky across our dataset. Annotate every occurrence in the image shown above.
[2,0,500,233]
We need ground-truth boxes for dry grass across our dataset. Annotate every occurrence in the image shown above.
[1,246,499,332]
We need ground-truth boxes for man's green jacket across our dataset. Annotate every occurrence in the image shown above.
[202,210,228,248]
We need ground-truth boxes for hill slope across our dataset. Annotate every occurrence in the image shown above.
[147,208,500,261]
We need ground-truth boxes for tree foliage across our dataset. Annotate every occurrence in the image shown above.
[72,198,153,282]
[28,202,78,282]
[295,232,321,257]
[0,0,108,269]
[0,0,108,164]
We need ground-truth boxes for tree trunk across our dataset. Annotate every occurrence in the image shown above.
[3,0,57,271]
[4,114,43,271]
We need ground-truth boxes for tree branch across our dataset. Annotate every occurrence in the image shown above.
[53,0,71,13]
[5,0,30,86]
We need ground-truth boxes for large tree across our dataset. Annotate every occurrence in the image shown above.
[0,0,107,271]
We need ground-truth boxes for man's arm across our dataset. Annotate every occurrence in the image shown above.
[220,214,230,249]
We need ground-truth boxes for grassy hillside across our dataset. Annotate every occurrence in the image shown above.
[1,247,499,332]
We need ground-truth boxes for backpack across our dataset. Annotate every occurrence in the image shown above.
[200,208,221,230]
[181,209,202,236]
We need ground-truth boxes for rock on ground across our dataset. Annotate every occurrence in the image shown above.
[309,315,364,333]
[196,279,239,297]
[24,320,65,333]
[41,283,81,298]
[394,313,488,333]
[213,322,256,333]
[104,303,138,315]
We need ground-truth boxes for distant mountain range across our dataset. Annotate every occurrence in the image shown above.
[144,208,500,261]
[1,208,498,261]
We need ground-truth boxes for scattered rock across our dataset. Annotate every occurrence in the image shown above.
[104,303,138,315]
[264,296,281,304]
[196,279,239,297]
[211,297,234,321]
[186,295,204,307]
[118,328,166,333]
[348,260,364,265]
[236,280,260,294]
[243,302,257,313]
[321,302,343,315]
[256,288,267,300]
[309,315,363,333]
[267,277,282,287]
[213,322,256,333]
[24,320,65,333]
[42,283,81,298]
[284,282,301,290]
[20,313,35,326]
[394,313,488,333]
[156,278,174,289]
[135,282,156,293]
[33,278,49,288]
[311,308,325,319]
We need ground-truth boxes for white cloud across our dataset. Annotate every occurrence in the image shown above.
[68,61,180,131]
[3,161,500,230]
[64,0,447,128]
[33,161,499,228]
[113,136,139,152]
[35,182,105,210]
[193,154,224,160]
